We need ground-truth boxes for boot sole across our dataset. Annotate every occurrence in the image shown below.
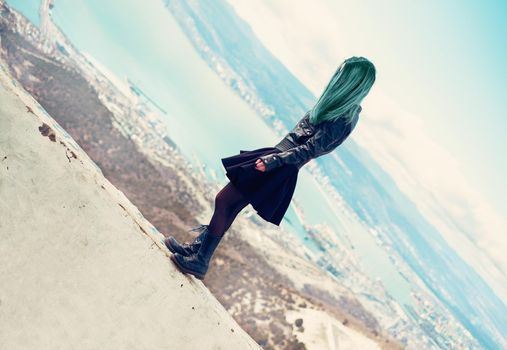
[170,254,205,280]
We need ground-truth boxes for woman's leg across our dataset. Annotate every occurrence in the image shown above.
[207,181,250,237]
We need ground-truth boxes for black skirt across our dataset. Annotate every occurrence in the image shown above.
[221,146,299,226]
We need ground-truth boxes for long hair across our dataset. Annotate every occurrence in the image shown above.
[309,56,376,125]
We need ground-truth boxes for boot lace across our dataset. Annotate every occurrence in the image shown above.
[187,223,208,233]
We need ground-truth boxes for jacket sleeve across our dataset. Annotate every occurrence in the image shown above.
[259,122,344,172]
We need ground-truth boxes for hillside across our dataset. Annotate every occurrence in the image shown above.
[0,2,405,349]
[0,61,261,349]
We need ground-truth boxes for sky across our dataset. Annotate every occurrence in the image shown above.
[226,0,507,302]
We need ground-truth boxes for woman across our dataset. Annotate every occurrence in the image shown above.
[167,56,376,279]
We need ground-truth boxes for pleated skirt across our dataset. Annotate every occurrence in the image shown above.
[221,146,298,226]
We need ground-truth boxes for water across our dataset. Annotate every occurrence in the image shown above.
[6,0,414,308]
[5,0,40,27]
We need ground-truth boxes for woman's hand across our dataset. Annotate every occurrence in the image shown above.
[255,158,266,172]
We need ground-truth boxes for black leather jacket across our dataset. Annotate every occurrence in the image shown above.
[259,106,361,172]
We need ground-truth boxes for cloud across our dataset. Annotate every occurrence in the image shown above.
[227,0,507,303]
[227,0,349,96]
[356,91,507,302]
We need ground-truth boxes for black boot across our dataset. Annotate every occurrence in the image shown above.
[164,224,208,256]
[170,227,223,280]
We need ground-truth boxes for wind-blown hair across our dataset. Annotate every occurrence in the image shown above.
[309,56,376,125]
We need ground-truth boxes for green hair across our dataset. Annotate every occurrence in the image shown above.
[309,56,376,125]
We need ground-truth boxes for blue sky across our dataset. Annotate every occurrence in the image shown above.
[323,0,507,213]
[227,0,507,301]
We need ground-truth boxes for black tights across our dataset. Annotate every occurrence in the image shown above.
[207,181,250,237]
